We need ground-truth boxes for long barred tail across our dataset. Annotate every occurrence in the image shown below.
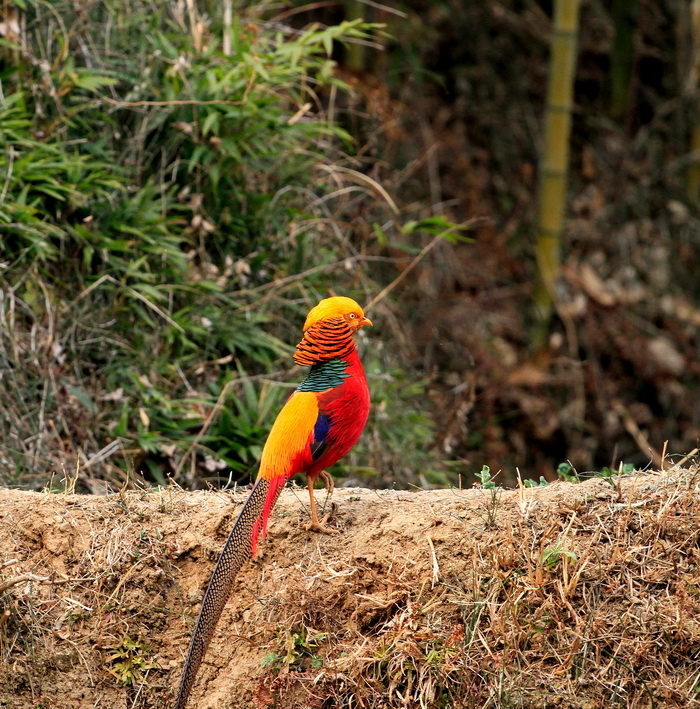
[174,477,285,709]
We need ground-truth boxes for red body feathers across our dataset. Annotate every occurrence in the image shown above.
[307,349,370,476]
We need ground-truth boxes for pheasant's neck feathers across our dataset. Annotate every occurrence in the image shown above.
[294,317,356,366]
[297,359,350,392]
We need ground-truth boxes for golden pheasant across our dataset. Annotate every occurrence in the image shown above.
[174,296,372,708]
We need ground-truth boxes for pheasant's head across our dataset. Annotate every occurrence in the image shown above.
[303,296,372,333]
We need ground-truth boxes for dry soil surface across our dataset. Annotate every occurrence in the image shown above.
[1,471,699,708]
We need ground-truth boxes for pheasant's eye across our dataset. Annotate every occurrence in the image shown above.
[349,313,356,319]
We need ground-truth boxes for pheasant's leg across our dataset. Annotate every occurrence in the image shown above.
[318,470,337,523]
[319,470,334,495]
[304,476,340,534]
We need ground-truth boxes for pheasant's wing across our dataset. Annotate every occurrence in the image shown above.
[309,412,332,461]
[257,391,319,478]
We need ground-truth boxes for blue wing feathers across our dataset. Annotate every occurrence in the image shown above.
[311,413,332,460]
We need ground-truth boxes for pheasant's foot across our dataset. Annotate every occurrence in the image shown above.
[304,503,339,533]
[303,518,341,534]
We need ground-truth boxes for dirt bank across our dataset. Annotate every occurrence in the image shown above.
[1,470,699,708]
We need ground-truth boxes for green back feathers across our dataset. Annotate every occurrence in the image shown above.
[297,359,349,392]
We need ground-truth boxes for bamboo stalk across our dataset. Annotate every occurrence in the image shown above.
[609,0,640,122]
[533,0,581,341]
[344,0,365,71]
[687,0,700,202]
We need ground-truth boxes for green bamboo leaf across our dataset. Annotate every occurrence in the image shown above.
[321,29,334,56]
[201,111,220,136]
[73,72,119,92]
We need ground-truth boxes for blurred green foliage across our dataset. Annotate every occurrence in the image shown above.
[0,0,448,490]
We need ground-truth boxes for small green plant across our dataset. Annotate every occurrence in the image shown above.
[261,651,281,669]
[475,465,498,489]
[540,544,578,569]
[262,626,326,673]
[474,465,502,527]
[557,461,636,485]
[108,635,158,686]
[598,463,635,478]
[284,626,326,670]
[66,608,91,625]
[523,476,549,488]
[557,462,579,482]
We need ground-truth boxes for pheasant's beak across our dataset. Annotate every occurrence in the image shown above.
[360,316,373,328]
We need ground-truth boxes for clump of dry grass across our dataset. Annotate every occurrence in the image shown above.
[247,469,700,708]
